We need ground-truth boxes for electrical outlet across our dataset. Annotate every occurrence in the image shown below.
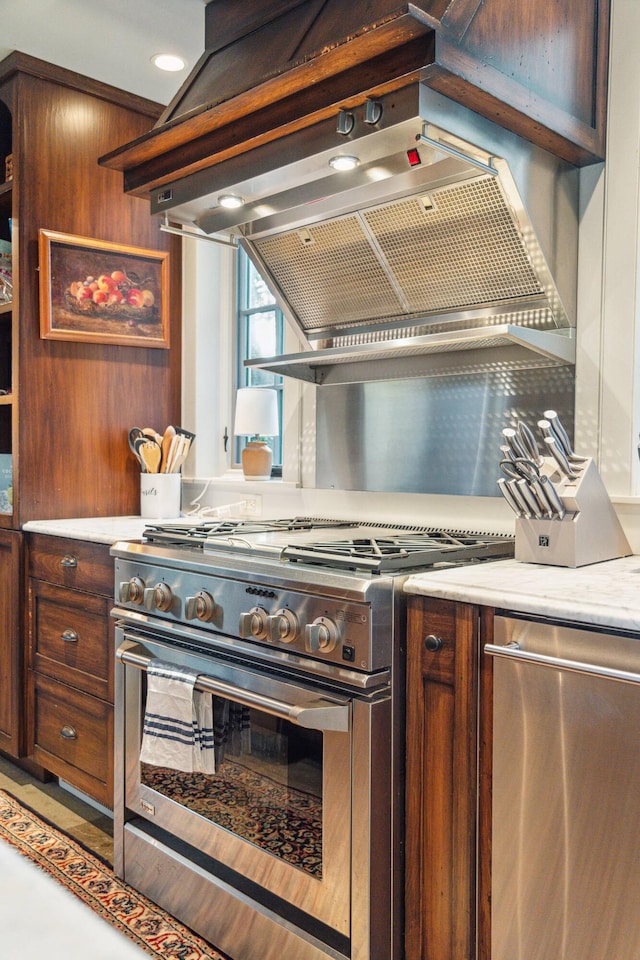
[242,495,262,517]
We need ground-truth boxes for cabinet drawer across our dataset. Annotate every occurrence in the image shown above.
[32,673,113,807]
[30,579,112,700]
[28,534,113,596]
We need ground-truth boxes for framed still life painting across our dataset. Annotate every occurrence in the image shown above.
[38,229,170,348]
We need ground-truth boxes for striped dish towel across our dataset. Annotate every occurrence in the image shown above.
[139,659,215,774]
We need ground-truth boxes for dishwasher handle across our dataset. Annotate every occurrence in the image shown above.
[485,642,640,686]
[117,640,350,733]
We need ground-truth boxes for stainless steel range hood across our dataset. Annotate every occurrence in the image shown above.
[154,84,578,384]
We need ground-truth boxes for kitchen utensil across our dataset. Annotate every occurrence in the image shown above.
[499,463,536,518]
[499,457,564,520]
[515,458,565,520]
[515,477,544,519]
[536,472,566,520]
[164,434,180,473]
[501,428,529,461]
[499,444,516,462]
[543,436,580,480]
[496,477,523,516]
[128,427,146,470]
[543,410,588,463]
[160,425,176,473]
[516,421,543,465]
[171,435,192,472]
[135,437,162,473]
[508,479,536,518]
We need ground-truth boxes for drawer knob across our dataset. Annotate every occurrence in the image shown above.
[60,629,79,643]
[60,555,78,568]
[424,634,443,652]
[60,724,78,740]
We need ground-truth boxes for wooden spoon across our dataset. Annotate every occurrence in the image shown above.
[160,425,176,473]
[136,437,162,474]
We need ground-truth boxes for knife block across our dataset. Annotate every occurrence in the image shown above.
[514,457,631,567]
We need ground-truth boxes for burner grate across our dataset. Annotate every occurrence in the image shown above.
[142,516,355,545]
[282,532,514,572]
[140,517,514,572]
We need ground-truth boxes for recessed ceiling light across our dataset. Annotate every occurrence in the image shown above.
[328,155,360,171]
[218,194,245,209]
[151,54,186,72]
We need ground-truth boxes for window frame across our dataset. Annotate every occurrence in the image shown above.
[234,247,284,475]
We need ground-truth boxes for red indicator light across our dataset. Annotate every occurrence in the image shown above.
[406,147,422,167]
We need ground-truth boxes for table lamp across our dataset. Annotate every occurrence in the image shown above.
[234,387,279,480]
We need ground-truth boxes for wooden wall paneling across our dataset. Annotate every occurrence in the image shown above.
[10,68,181,522]
[0,529,23,756]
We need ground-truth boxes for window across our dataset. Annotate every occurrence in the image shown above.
[235,248,284,471]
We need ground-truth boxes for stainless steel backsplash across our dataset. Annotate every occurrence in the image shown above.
[315,367,574,496]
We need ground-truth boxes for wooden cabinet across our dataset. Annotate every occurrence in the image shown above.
[27,534,114,808]
[0,52,181,760]
[405,595,494,960]
[0,529,22,756]
[101,0,610,203]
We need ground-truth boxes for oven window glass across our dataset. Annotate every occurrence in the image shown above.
[141,697,324,878]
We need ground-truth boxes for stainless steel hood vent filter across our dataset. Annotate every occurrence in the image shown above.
[253,174,557,337]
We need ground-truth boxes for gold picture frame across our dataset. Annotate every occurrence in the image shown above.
[39,229,170,348]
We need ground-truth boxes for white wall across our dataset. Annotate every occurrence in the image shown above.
[181,234,235,479]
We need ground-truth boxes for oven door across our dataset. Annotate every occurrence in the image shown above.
[114,627,362,941]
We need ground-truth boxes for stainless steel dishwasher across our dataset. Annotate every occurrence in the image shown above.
[486,614,640,960]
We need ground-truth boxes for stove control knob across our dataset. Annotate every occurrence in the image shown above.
[185,590,217,623]
[119,576,145,605]
[143,582,174,613]
[239,606,269,641]
[305,617,340,654]
[268,609,299,644]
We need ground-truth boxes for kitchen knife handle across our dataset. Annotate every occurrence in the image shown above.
[543,409,573,456]
[506,479,533,518]
[502,427,529,461]
[543,436,579,480]
[517,421,543,465]
[538,475,566,520]
[515,478,544,519]
[528,477,555,519]
[543,410,588,463]
[497,478,523,516]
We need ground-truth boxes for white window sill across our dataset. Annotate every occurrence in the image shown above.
[186,471,300,491]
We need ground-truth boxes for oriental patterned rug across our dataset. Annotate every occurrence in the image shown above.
[142,758,324,877]
[0,789,228,960]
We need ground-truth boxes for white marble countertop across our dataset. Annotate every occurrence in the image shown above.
[404,555,640,632]
[22,516,155,544]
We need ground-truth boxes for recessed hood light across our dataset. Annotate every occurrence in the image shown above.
[218,194,245,209]
[151,54,186,72]
[328,155,360,171]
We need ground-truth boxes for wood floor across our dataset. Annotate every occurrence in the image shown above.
[0,754,113,864]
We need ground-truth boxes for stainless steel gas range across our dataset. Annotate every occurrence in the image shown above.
[111,518,514,960]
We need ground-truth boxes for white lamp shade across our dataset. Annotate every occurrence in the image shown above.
[234,387,279,437]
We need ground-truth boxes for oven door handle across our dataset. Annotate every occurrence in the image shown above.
[116,640,350,733]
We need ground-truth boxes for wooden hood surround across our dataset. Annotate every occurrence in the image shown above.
[100,0,610,200]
